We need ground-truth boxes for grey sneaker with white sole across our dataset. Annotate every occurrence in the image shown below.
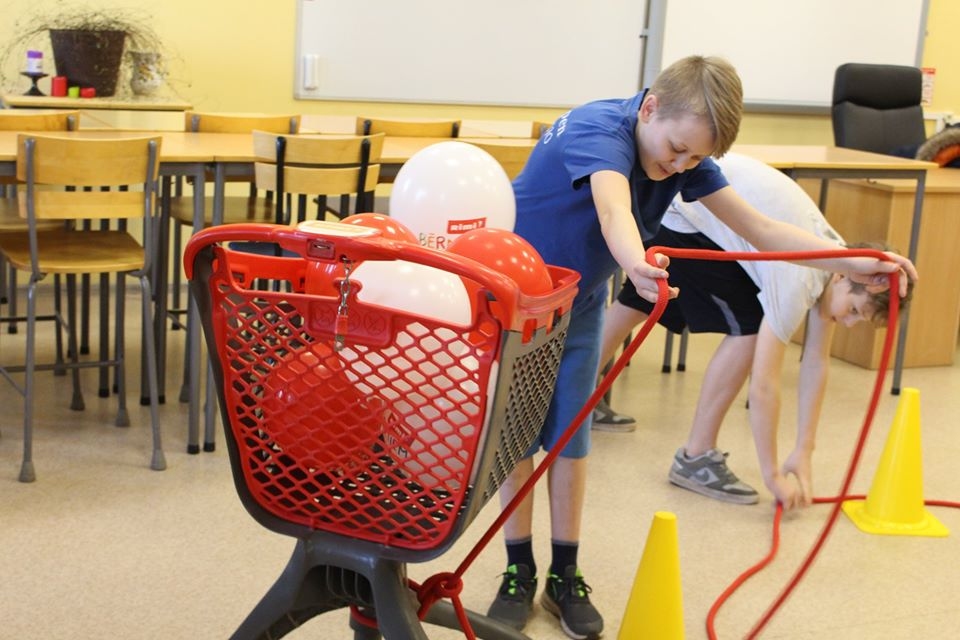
[668,447,758,504]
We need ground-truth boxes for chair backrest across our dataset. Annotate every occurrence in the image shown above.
[184,111,301,134]
[16,134,161,222]
[531,120,553,138]
[251,131,384,222]
[466,140,534,180]
[831,63,927,155]
[0,110,78,131]
[356,116,460,138]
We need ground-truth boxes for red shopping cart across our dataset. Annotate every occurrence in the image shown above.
[184,221,578,639]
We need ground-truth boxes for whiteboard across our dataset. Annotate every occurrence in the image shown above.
[659,0,928,109]
[294,0,648,107]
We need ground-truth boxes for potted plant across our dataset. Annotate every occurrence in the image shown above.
[1,5,168,97]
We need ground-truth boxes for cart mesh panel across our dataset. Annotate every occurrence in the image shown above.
[205,252,569,554]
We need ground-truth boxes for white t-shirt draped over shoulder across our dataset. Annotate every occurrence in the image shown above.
[662,152,844,344]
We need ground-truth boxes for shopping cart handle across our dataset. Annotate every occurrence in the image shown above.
[184,223,579,331]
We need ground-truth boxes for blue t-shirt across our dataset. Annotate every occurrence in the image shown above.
[512,92,728,300]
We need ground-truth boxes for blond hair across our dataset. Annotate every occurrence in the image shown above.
[649,55,743,157]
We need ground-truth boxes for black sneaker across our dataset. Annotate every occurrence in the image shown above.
[487,564,537,630]
[541,566,603,639]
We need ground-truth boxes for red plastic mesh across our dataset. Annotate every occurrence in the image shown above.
[203,248,568,553]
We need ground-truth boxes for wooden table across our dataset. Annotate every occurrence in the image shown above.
[299,114,538,138]
[735,145,937,393]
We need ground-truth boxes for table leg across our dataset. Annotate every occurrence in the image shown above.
[891,171,927,395]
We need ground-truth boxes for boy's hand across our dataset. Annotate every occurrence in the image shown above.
[765,473,802,511]
[847,253,917,298]
[765,449,813,511]
[627,253,679,303]
[781,449,814,508]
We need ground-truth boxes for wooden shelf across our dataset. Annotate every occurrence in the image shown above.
[1,93,191,112]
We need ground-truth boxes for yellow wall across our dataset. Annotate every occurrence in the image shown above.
[2,0,956,145]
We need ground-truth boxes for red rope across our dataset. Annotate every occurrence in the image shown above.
[707,504,783,640]
[411,246,940,638]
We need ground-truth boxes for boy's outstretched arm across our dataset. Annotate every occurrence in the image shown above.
[748,323,794,507]
[698,187,917,296]
[784,308,835,508]
[590,170,678,303]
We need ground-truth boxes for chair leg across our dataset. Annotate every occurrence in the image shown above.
[139,274,166,472]
[662,331,675,373]
[179,334,191,405]
[114,273,130,428]
[66,275,85,412]
[80,273,90,355]
[677,327,689,372]
[5,263,18,334]
[171,221,183,316]
[204,360,217,452]
[53,274,66,374]
[19,280,39,483]
[99,272,111,398]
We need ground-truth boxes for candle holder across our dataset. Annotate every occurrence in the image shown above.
[21,71,49,96]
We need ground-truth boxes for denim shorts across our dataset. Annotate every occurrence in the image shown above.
[525,285,605,459]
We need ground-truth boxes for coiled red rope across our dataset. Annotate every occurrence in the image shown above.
[410,246,957,639]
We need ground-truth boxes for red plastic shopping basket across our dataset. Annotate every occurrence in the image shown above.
[184,221,578,562]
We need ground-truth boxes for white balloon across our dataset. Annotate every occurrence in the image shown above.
[389,141,516,250]
[352,259,472,326]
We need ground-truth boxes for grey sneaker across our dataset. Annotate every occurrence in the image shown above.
[487,564,537,630]
[668,447,758,504]
[591,398,636,433]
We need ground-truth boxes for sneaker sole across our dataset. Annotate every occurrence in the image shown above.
[590,421,636,433]
[540,593,601,640]
[668,469,759,505]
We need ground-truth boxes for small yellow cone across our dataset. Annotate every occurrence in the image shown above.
[842,388,949,537]
[618,511,684,640]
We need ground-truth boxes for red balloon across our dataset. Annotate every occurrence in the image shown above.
[304,213,416,295]
[261,342,390,470]
[341,212,418,243]
[447,228,553,296]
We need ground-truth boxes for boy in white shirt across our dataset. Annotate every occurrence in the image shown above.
[597,152,912,509]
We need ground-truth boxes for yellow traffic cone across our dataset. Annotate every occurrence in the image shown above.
[618,511,684,639]
[842,388,949,537]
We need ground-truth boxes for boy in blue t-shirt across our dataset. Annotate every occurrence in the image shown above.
[488,55,917,639]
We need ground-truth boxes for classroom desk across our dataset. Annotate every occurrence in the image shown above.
[734,145,936,394]
[298,114,536,138]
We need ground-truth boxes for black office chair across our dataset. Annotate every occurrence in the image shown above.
[817,63,929,218]
[831,63,926,155]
